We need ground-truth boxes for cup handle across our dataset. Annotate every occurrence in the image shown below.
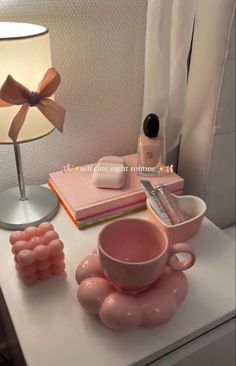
[167,243,196,271]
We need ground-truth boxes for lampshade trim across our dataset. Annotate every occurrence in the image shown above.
[0,22,48,41]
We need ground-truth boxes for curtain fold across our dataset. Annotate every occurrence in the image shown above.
[142,0,196,159]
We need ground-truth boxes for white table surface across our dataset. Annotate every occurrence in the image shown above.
[0,207,235,366]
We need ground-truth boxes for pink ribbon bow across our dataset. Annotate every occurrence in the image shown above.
[0,67,66,142]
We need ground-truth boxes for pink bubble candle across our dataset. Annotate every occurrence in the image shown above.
[9,222,66,286]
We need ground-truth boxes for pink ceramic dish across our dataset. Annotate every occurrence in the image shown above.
[147,195,206,245]
[75,253,188,331]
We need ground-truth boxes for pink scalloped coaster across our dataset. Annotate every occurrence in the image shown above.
[75,252,188,331]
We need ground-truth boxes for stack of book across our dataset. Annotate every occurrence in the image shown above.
[48,154,184,229]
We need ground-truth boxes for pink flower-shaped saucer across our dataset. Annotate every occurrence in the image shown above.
[75,252,188,331]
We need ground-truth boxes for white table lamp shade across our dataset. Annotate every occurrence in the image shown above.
[0,22,54,144]
[0,23,59,231]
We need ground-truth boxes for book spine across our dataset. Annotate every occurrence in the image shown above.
[48,181,183,230]
[77,205,146,229]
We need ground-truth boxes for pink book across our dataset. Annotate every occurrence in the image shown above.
[49,154,184,221]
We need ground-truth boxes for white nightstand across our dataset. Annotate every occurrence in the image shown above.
[0,206,235,366]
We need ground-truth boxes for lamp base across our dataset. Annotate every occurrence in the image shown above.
[0,186,59,230]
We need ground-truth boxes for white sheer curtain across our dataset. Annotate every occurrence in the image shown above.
[142,0,196,160]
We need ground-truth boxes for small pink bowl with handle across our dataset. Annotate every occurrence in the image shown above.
[146,194,206,245]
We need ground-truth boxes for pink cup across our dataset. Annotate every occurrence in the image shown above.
[98,218,195,292]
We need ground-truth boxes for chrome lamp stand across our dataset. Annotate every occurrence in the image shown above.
[0,143,59,230]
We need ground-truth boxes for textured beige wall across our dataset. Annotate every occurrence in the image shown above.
[0,0,147,190]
